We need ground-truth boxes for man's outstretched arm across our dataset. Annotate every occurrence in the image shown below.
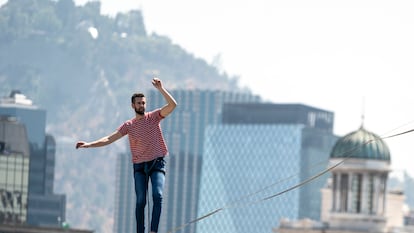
[76,131,123,149]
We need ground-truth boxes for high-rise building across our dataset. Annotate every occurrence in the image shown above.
[113,152,135,233]
[196,103,338,233]
[113,89,260,233]
[223,103,337,219]
[0,116,30,224]
[0,91,66,226]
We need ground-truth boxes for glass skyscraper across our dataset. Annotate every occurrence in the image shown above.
[0,91,66,226]
[113,89,260,233]
[197,125,303,233]
[196,103,338,233]
[0,116,30,224]
[222,103,338,220]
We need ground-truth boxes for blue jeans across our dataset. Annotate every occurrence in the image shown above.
[133,157,166,233]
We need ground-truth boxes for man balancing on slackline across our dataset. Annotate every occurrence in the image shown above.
[76,77,177,233]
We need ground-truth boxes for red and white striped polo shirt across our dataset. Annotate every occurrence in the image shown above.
[117,109,168,164]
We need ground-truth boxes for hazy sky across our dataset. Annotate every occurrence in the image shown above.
[79,0,414,178]
[2,0,414,177]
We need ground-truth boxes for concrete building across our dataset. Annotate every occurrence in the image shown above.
[196,103,338,233]
[0,91,66,227]
[275,126,414,233]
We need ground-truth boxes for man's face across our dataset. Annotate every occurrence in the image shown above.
[132,97,146,115]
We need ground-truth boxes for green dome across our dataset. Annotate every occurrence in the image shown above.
[330,126,390,161]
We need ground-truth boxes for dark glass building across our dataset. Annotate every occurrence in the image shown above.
[0,116,30,224]
[222,103,334,132]
[0,91,66,226]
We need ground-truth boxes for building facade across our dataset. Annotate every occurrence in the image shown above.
[275,126,414,233]
[113,89,260,233]
[0,116,30,224]
[0,91,66,226]
[196,103,337,233]
[325,126,391,231]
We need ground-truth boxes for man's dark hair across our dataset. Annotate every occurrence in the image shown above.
[131,93,145,103]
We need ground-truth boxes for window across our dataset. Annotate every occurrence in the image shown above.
[340,174,349,212]
[351,173,362,213]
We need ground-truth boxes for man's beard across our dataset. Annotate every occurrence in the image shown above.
[134,107,145,115]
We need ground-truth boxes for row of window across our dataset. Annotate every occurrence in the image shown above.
[333,172,387,215]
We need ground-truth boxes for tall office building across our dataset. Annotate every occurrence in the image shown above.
[196,103,338,233]
[0,116,30,224]
[113,151,135,233]
[0,91,66,226]
[223,103,337,219]
[113,89,260,233]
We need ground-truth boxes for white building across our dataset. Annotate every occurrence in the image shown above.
[275,126,412,233]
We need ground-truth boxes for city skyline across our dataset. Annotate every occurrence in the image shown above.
[1,0,414,232]
[0,90,410,233]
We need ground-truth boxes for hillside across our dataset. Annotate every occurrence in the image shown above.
[0,0,244,232]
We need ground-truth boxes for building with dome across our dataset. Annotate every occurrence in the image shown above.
[323,126,392,231]
[275,125,413,233]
